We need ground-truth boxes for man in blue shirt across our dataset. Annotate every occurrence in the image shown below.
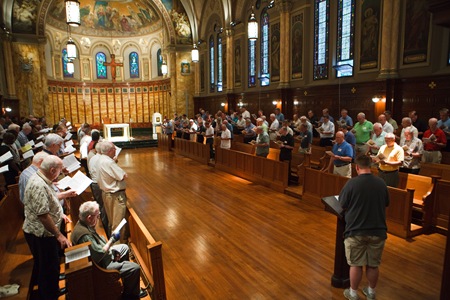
[339,109,353,128]
[326,131,353,178]
[275,108,285,123]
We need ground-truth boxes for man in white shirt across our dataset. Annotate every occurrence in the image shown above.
[319,115,335,147]
[378,114,394,133]
[241,107,251,120]
[220,124,231,149]
[189,119,198,142]
[399,117,418,145]
[97,141,128,243]
[269,114,279,141]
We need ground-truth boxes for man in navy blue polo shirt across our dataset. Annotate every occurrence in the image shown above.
[326,131,354,178]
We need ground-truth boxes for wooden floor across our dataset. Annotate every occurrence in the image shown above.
[119,148,445,300]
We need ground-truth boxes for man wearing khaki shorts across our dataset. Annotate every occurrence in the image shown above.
[339,155,390,300]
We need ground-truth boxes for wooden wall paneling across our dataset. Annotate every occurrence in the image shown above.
[63,89,69,120]
[149,87,154,118]
[137,88,143,123]
[106,89,114,123]
[128,88,135,123]
[86,89,94,125]
[75,87,80,124]
[70,91,77,125]
[143,88,149,122]
[57,91,63,121]
[113,88,121,123]
[434,180,450,230]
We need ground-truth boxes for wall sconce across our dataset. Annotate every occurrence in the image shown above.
[65,0,80,26]
[247,6,258,41]
[5,107,12,112]
[372,97,380,103]
[237,102,244,107]
[220,102,226,107]
[19,54,34,73]
[161,60,168,76]
[293,100,299,106]
[272,100,280,105]
[191,44,199,63]
[67,60,75,74]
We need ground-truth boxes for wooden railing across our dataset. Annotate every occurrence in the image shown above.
[174,138,210,164]
[432,179,450,232]
[157,133,172,152]
[301,167,422,239]
[215,148,289,192]
[127,204,167,300]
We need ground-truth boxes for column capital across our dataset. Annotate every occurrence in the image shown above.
[225,28,234,37]
[276,0,293,13]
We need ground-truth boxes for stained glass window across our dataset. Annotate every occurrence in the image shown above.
[209,35,215,92]
[260,8,270,86]
[248,39,256,87]
[129,52,139,78]
[157,49,163,77]
[96,52,107,79]
[217,33,223,92]
[313,0,329,80]
[62,49,73,78]
[336,0,355,77]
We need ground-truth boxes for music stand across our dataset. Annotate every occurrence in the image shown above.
[321,195,350,288]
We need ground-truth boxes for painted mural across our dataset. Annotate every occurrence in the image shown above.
[12,0,41,34]
[291,13,303,80]
[169,0,192,44]
[47,0,161,36]
[271,22,280,82]
[360,0,380,70]
[403,0,430,64]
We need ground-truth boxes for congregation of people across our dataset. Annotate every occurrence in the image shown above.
[0,115,147,300]
[161,106,450,187]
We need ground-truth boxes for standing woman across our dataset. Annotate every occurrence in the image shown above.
[0,131,22,187]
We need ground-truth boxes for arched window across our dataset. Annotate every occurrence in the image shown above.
[260,8,270,86]
[336,0,355,77]
[157,48,163,76]
[209,35,215,92]
[129,52,139,78]
[62,49,73,78]
[96,52,107,79]
[217,33,223,92]
[313,0,329,80]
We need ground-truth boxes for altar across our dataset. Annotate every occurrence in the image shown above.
[103,123,131,142]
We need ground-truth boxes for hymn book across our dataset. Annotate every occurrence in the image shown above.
[0,151,13,164]
[65,244,90,264]
[57,171,92,195]
[62,154,81,173]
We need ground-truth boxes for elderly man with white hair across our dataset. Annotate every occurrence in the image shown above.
[369,123,386,155]
[43,133,65,155]
[400,127,423,174]
[399,117,418,145]
[23,155,72,300]
[19,151,49,203]
[17,123,32,146]
[422,117,447,163]
[374,132,404,187]
[71,201,147,299]
[378,114,394,134]
[97,141,128,243]
[269,113,279,141]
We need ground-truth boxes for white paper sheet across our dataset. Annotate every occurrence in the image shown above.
[0,165,9,173]
[23,150,35,159]
[0,151,13,163]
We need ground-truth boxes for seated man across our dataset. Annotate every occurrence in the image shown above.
[71,201,147,299]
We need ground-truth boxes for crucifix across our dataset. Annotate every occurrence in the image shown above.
[103,54,123,83]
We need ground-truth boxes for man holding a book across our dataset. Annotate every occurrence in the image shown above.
[374,133,404,187]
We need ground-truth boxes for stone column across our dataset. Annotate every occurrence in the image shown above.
[225,28,234,93]
[379,0,400,79]
[277,0,293,88]
[2,37,17,98]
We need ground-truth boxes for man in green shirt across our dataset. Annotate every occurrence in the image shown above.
[254,126,270,157]
[353,112,373,157]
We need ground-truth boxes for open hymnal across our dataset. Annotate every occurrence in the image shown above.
[422,134,436,144]
[366,139,376,147]
[65,132,73,141]
[26,140,35,147]
[34,141,44,148]
[23,150,34,160]
[325,150,335,157]
[115,145,122,158]
[370,153,386,163]
[64,144,76,154]
[36,135,45,141]
[38,128,51,134]
[20,144,32,153]
[0,165,9,174]
[0,151,13,164]
[65,244,90,264]
[315,127,324,134]
[62,154,81,173]
[65,140,74,147]
[57,171,92,195]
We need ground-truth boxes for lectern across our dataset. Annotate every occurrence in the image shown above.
[321,195,350,288]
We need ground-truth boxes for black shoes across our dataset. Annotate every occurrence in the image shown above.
[59,273,66,281]
[139,288,148,298]
[59,287,68,296]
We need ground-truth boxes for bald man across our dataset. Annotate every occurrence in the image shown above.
[327,131,354,178]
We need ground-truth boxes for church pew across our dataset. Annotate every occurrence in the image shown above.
[0,184,33,299]
[127,204,167,300]
[231,141,281,160]
[432,179,450,232]
[385,187,421,239]
[65,242,123,300]
[398,173,440,232]
[302,145,330,170]
[419,162,450,181]
[215,148,289,192]
[174,138,210,164]
[157,133,172,152]
[300,167,421,238]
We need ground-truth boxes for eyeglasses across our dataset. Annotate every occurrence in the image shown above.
[91,212,101,219]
